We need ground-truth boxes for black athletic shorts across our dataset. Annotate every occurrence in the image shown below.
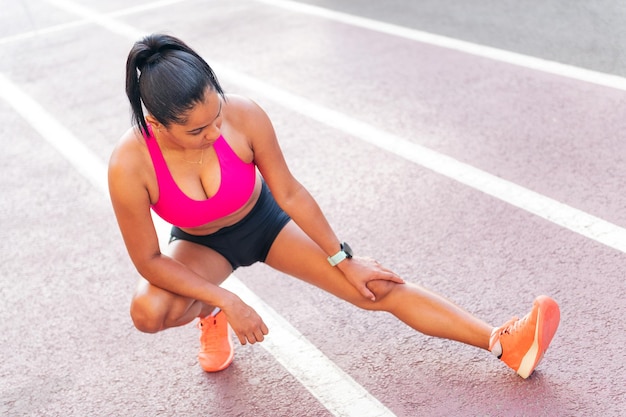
[169,181,291,270]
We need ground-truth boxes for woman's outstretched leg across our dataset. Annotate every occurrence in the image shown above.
[365,279,492,349]
[266,222,492,347]
[266,221,560,378]
[366,280,560,378]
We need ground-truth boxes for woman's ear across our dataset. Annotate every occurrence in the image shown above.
[145,114,161,130]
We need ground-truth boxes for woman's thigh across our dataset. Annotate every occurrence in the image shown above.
[131,239,234,329]
[264,221,372,307]
[167,238,234,281]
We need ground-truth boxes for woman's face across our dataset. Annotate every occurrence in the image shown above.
[163,90,223,149]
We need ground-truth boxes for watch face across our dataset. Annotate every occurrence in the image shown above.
[342,242,353,258]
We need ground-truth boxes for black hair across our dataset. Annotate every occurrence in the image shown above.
[125,33,225,137]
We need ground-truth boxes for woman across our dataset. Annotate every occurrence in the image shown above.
[108,33,560,378]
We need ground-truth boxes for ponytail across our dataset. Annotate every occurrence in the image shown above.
[125,40,151,137]
[125,33,224,137]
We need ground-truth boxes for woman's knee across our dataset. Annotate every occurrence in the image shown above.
[130,294,165,333]
[357,280,400,310]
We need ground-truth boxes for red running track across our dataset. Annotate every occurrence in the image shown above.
[1,0,625,416]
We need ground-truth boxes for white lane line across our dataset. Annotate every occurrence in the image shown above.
[40,0,626,267]
[44,0,143,39]
[106,0,190,17]
[221,278,395,417]
[0,0,188,46]
[0,73,108,193]
[216,66,626,254]
[38,0,626,287]
[30,0,626,256]
[8,0,626,92]
[255,0,626,91]
[0,20,89,46]
[0,58,395,417]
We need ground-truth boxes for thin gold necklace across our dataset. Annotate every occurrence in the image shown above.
[180,148,204,164]
[156,129,204,164]
[161,143,204,164]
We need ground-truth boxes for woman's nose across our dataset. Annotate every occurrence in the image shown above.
[205,127,221,142]
[205,116,222,141]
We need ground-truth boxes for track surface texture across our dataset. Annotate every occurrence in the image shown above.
[2,1,625,416]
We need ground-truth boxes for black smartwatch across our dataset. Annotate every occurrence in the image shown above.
[327,242,353,266]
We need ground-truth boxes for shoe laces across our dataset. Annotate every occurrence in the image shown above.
[495,316,522,338]
[198,316,222,353]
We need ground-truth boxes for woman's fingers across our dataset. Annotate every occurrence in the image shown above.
[235,319,269,345]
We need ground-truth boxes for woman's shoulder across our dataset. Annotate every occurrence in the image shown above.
[222,94,273,133]
[108,126,150,175]
[108,126,156,205]
[223,93,258,109]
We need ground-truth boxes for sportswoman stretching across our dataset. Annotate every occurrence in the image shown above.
[108,33,560,378]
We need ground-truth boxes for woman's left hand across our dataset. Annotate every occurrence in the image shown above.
[338,256,405,301]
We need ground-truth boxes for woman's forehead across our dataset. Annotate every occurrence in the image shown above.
[182,91,221,125]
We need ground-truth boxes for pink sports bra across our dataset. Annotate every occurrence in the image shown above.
[145,127,256,228]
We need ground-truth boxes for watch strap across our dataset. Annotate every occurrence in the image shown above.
[327,249,348,266]
[327,242,352,266]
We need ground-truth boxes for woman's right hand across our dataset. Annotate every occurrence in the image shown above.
[221,295,269,345]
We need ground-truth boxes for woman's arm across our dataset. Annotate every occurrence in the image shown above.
[235,97,404,300]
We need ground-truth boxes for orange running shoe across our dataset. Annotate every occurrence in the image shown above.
[197,308,234,372]
[489,295,560,378]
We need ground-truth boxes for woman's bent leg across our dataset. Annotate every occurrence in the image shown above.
[130,239,233,333]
